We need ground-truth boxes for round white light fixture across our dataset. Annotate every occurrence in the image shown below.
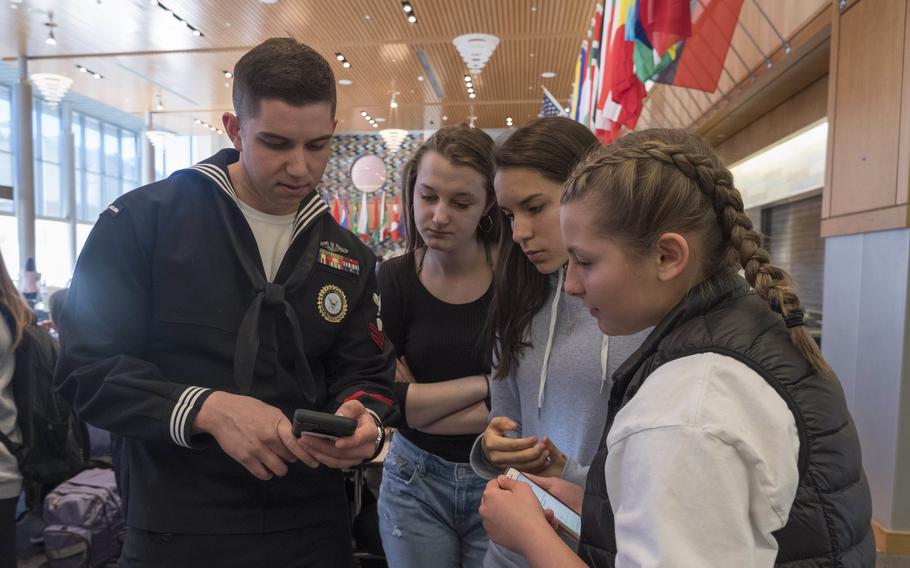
[453,34,500,76]
[541,71,556,78]
[30,73,73,106]
[379,128,408,153]
[339,79,353,86]
[144,129,172,148]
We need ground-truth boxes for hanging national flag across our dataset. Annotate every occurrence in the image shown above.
[654,0,744,93]
[634,40,678,83]
[604,0,646,138]
[540,87,567,117]
[331,194,341,223]
[357,192,369,238]
[639,0,692,57]
[390,198,401,242]
[569,48,582,120]
[378,191,387,240]
[594,0,619,142]
[369,194,380,232]
[339,197,349,229]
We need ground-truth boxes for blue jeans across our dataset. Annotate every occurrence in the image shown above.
[379,433,488,568]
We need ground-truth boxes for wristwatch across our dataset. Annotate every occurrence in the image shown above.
[363,408,385,462]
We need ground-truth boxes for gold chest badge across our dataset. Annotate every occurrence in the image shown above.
[317,284,348,323]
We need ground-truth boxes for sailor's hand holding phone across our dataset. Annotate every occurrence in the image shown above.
[293,400,382,469]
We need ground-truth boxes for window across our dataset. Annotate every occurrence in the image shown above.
[0,86,12,214]
[35,219,72,288]
[33,99,64,218]
[74,116,139,222]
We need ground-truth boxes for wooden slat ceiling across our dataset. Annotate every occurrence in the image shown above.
[0,0,595,134]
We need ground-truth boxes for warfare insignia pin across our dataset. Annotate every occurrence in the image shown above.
[317,284,348,323]
[320,241,350,254]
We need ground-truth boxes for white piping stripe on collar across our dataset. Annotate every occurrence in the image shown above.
[293,194,329,241]
[189,163,328,238]
[192,163,237,201]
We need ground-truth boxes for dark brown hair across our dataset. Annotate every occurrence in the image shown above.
[563,128,832,377]
[401,125,501,252]
[232,38,336,120]
[0,250,32,349]
[487,117,599,379]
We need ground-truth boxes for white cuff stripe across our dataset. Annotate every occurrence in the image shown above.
[169,386,209,448]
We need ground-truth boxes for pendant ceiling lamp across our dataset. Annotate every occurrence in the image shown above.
[30,73,72,106]
[452,34,500,75]
[144,129,171,148]
[380,91,407,153]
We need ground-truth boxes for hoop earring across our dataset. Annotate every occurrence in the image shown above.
[478,214,494,233]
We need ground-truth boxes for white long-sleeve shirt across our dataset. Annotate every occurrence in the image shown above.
[605,352,800,568]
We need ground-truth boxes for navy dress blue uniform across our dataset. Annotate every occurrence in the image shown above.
[55,149,397,567]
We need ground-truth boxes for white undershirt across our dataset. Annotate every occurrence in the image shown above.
[236,200,295,282]
[605,352,800,568]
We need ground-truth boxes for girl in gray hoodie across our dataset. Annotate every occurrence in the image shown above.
[470,118,647,568]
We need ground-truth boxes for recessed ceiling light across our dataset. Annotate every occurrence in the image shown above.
[339,79,353,85]
[360,111,368,117]
[530,53,535,58]
[468,93,476,99]
[342,61,351,69]
[407,14,417,23]
[541,71,556,78]
[442,115,448,120]
[336,53,345,61]
[223,70,233,78]
[417,75,424,81]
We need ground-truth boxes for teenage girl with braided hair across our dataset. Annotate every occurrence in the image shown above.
[479,129,874,568]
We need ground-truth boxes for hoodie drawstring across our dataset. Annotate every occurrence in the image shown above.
[538,266,564,411]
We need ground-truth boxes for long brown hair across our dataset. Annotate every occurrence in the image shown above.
[563,128,832,377]
[0,250,32,349]
[487,117,599,379]
[400,125,501,253]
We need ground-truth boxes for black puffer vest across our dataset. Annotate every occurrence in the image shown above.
[577,275,875,567]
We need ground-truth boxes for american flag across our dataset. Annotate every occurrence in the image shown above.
[539,87,567,118]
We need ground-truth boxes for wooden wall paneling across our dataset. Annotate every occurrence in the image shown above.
[828,0,905,218]
[820,204,908,237]
[715,75,828,166]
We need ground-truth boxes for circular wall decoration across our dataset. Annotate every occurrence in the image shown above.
[350,154,387,193]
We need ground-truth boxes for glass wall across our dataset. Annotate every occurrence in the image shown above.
[33,99,64,218]
[0,96,141,288]
[74,113,140,223]
[0,86,13,214]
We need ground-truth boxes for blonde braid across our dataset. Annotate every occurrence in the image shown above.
[566,135,834,377]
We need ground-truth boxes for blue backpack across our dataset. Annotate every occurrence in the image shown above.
[42,468,125,567]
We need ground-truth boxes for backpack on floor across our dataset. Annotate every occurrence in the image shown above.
[0,309,89,511]
[42,468,125,567]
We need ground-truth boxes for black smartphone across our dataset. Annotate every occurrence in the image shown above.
[292,409,358,440]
